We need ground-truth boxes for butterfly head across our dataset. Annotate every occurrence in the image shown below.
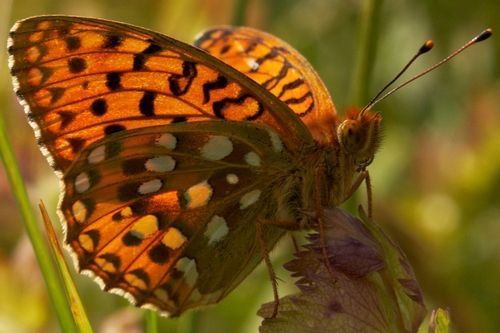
[337,107,382,171]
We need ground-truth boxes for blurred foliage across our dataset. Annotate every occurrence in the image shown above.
[0,0,498,332]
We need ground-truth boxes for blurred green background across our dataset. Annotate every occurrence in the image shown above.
[0,0,498,332]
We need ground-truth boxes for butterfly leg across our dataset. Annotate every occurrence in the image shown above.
[314,163,336,277]
[344,170,373,218]
[256,221,280,318]
[290,233,300,253]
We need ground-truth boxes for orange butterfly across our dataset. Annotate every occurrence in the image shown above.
[8,16,490,316]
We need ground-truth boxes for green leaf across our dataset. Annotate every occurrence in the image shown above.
[258,207,426,333]
[0,107,76,332]
[39,202,93,333]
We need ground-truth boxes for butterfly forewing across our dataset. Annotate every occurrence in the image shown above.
[60,120,290,315]
[195,26,338,144]
[8,16,313,172]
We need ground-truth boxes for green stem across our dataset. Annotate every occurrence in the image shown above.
[144,310,158,333]
[177,311,198,333]
[349,0,384,105]
[0,116,76,331]
[40,203,93,332]
[232,0,250,26]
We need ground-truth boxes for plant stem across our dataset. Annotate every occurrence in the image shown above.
[40,202,93,332]
[232,0,250,26]
[0,116,76,331]
[145,310,158,333]
[349,0,384,106]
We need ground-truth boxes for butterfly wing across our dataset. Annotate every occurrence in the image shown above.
[61,120,291,315]
[7,16,306,315]
[194,26,338,144]
[8,16,313,172]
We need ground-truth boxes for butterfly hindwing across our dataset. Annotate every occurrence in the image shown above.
[60,120,291,315]
[8,16,313,172]
[195,26,338,144]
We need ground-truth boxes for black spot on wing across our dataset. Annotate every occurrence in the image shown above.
[213,94,264,120]
[103,33,123,48]
[90,98,107,116]
[67,137,86,153]
[284,91,312,105]
[97,253,121,271]
[68,57,86,73]
[104,124,126,136]
[48,87,65,104]
[122,231,142,246]
[106,72,121,91]
[142,41,162,54]
[168,61,197,96]
[122,157,148,175]
[117,182,146,202]
[277,78,305,98]
[149,243,170,264]
[57,111,76,129]
[220,44,231,54]
[202,75,228,104]
[65,36,81,51]
[133,54,145,71]
[112,211,123,221]
[139,91,156,116]
[194,28,232,49]
[171,116,187,123]
[128,269,150,288]
[130,40,163,72]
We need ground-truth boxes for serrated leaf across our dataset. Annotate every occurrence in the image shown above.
[259,208,426,333]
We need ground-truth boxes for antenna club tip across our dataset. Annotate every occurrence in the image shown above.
[420,40,434,53]
[476,28,493,42]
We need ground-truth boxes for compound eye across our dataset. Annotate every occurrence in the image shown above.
[338,120,364,153]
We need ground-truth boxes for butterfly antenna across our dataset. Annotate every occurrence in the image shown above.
[362,28,492,113]
[360,39,434,114]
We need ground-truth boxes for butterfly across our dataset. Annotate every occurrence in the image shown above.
[8,16,381,316]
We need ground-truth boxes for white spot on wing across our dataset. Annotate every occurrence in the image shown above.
[138,179,162,195]
[204,215,229,245]
[156,133,177,150]
[74,172,90,193]
[246,57,259,71]
[244,152,261,166]
[200,136,233,160]
[184,180,213,209]
[239,189,261,209]
[145,156,176,172]
[88,145,106,164]
[175,257,198,286]
[226,173,239,184]
[268,129,283,152]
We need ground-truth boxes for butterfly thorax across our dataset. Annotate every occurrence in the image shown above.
[292,107,382,224]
